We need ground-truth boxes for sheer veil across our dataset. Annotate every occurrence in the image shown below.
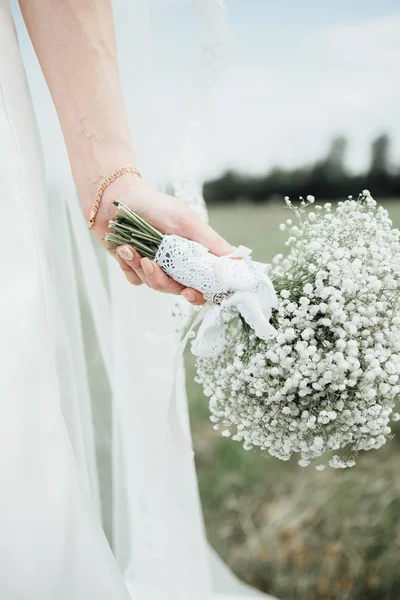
[12,0,273,597]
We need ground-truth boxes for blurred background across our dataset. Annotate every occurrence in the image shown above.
[201,0,400,205]
[14,1,400,599]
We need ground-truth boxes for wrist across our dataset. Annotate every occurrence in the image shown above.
[80,158,140,223]
[72,135,136,219]
[84,168,148,230]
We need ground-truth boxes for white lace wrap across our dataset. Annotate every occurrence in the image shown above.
[155,234,278,357]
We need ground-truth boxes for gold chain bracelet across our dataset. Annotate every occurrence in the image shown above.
[88,166,142,229]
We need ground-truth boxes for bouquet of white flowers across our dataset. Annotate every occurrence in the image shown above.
[196,191,400,469]
[105,191,400,469]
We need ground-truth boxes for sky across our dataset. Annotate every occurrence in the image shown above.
[206,1,400,177]
[12,0,400,182]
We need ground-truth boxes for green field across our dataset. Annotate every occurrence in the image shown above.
[186,200,400,600]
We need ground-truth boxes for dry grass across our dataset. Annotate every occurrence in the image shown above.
[186,199,400,600]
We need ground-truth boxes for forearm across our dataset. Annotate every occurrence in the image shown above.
[19,0,135,217]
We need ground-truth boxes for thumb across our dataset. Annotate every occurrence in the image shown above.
[180,214,232,257]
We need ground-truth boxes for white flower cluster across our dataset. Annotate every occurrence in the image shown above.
[195,192,400,469]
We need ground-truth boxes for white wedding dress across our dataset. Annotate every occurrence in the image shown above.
[0,0,277,598]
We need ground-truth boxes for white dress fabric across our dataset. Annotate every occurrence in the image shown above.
[0,0,277,598]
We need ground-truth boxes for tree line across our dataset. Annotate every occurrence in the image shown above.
[203,134,400,204]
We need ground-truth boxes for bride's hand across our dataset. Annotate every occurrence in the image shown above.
[90,175,232,306]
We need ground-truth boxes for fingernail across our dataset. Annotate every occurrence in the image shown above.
[141,258,155,276]
[182,291,196,303]
[118,246,134,261]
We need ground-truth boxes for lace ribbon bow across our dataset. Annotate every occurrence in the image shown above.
[154,235,278,357]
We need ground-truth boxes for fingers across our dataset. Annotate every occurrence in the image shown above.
[140,258,185,295]
[116,245,184,295]
[116,245,206,306]
[181,288,206,306]
[117,245,144,275]
[115,249,143,286]
[178,214,232,257]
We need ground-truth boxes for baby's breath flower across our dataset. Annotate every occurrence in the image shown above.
[303,283,314,295]
[196,192,400,470]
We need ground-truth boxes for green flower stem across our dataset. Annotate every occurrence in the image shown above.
[114,201,164,241]
[110,221,160,244]
[103,201,165,261]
